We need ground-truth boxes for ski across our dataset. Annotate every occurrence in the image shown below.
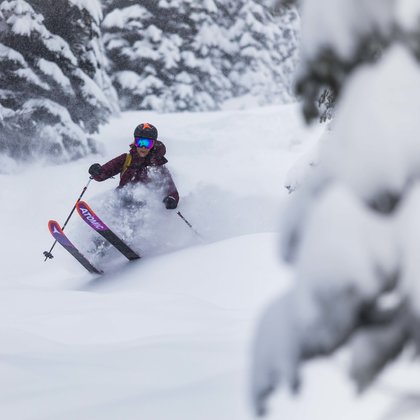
[47,220,103,274]
[76,200,141,261]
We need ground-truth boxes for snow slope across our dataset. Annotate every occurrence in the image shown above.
[1,104,415,420]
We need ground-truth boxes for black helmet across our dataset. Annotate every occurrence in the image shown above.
[134,123,158,140]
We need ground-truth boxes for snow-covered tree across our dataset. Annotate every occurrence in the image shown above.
[228,1,298,103]
[251,0,420,417]
[102,0,205,111]
[0,0,117,163]
[102,0,299,112]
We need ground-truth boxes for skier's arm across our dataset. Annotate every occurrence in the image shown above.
[159,166,179,209]
[89,154,127,181]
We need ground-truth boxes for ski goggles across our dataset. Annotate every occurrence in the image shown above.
[134,137,154,149]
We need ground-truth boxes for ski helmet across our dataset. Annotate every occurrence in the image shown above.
[134,123,158,140]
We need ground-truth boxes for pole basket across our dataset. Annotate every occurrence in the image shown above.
[43,251,54,259]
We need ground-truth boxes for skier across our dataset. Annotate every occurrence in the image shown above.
[88,123,179,210]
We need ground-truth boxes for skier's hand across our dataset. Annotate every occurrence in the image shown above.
[163,195,177,210]
[89,163,102,177]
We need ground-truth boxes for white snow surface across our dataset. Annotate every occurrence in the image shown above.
[0,104,416,419]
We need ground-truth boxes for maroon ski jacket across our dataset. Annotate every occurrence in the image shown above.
[92,140,179,205]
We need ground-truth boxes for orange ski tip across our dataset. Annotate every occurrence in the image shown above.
[76,200,94,215]
[48,219,61,233]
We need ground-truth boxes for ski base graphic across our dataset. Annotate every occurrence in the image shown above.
[47,220,103,274]
[76,200,141,261]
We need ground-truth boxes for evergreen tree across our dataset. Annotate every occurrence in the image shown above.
[228,1,299,104]
[251,0,420,417]
[0,0,117,163]
[102,0,222,111]
[102,0,299,112]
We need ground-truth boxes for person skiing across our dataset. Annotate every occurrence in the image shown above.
[88,123,179,210]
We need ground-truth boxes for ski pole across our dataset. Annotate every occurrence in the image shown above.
[43,177,93,261]
[176,211,203,239]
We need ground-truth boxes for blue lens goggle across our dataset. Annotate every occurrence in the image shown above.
[134,137,154,149]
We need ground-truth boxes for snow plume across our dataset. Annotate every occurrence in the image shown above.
[70,182,198,267]
[251,1,420,418]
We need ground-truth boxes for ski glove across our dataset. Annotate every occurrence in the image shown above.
[89,163,102,177]
[163,195,177,210]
